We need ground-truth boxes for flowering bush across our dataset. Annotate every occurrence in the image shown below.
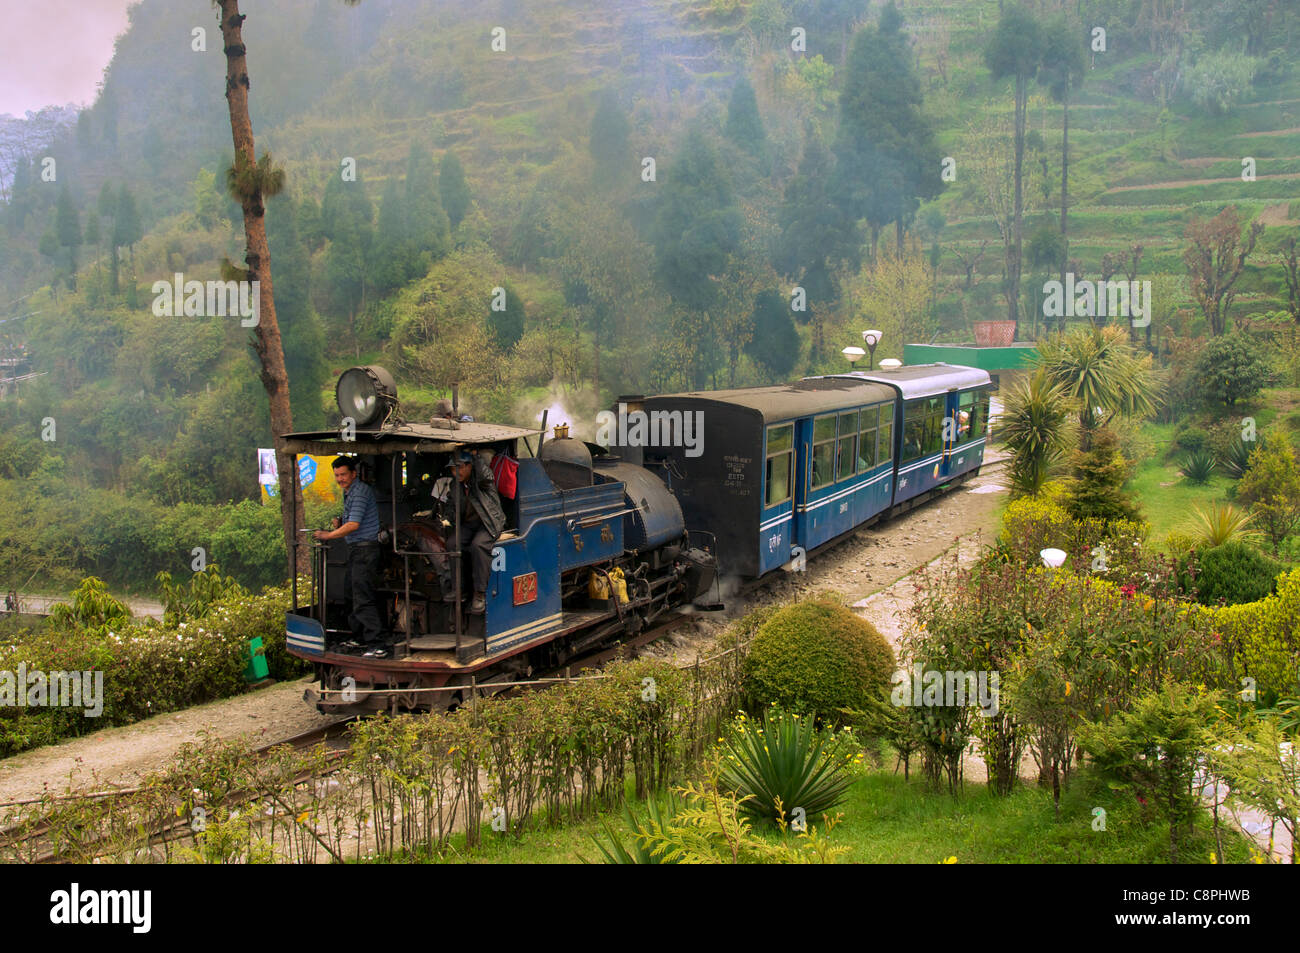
[907,557,1233,799]
[0,583,303,757]
[995,482,1148,584]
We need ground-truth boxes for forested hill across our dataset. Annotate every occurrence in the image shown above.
[3,0,1300,570]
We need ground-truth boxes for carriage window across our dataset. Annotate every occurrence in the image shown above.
[979,394,991,437]
[955,391,977,446]
[902,401,927,462]
[878,403,893,466]
[812,415,836,489]
[859,406,877,470]
[765,424,793,507]
[837,411,857,481]
[922,397,945,455]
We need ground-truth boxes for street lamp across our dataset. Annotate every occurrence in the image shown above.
[842,345,866,370]
[862,329,883,370]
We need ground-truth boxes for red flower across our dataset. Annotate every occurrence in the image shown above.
[1120,584,1137,599]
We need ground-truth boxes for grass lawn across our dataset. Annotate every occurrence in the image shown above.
[416,766,1255,864]
[1128,452,1233,545]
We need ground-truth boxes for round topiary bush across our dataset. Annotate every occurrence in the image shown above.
[1184,541,1284,606]
[742,598,895,726]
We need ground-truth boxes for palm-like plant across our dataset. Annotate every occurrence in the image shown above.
[1033,325,1161,450]
[999,369,1073,496]
[1188,500,1257,548]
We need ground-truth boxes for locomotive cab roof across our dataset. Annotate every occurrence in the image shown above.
[282,363,540,455]
[280,420,540,457]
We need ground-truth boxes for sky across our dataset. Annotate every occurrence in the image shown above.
[0,0,135,116]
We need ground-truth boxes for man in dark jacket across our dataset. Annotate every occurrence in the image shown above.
[443,449,504,614]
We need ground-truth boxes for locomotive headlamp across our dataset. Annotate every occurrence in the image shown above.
[336,365,398,428]
[1040,548,1067,569]
[842,346,865,368]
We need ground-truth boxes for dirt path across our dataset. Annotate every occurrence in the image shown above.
[0,679,339,806]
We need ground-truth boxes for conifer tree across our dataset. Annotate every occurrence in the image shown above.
[439,152,471,230]
[55,185,82,289]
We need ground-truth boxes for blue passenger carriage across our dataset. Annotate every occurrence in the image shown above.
[638,363,992,582]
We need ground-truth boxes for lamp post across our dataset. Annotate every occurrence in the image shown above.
[862,329,882,370]
[842,345,865,371]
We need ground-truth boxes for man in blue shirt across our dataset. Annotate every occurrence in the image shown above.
[314,457,386,656]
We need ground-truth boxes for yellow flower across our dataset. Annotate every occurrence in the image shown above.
[1064,682,1072,697]
[942,856,958,864]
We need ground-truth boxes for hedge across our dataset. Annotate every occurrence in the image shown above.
[0,585,304,757]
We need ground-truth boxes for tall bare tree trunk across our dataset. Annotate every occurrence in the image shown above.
[1010,73,1026,338]
[217,1,306,579]
[1059,83,1069,337]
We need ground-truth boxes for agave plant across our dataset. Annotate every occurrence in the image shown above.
[715,707,857,824]
[1180,448,1216,484]
[585,797,680,864]
[1188,500,1257,548]
[1222,438,1255,479]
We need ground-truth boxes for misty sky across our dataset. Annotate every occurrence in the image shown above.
[1,0,134,116]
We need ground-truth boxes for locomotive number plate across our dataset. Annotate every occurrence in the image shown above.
[512,572,538,606]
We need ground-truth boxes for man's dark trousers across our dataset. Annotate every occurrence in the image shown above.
[344,541,384,645]
[458,522,494,593]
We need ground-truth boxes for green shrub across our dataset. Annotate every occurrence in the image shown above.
[715,706,859,824]
[1173,426,1210,455]
[1183,542,1284,606]
[1213,568,1300,701]
[1078,682,1221,863]
[743,598,894,726]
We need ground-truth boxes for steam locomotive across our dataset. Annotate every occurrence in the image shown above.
[283,361,992,713]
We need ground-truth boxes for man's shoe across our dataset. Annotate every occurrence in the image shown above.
[362,645,390,659]
[337,640,361,652]
[469,592,486,614]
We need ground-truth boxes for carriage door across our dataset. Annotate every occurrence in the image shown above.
[794,413,839,551]
[940,389,960,480]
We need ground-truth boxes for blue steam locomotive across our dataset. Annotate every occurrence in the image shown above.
[283,361,992,713]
